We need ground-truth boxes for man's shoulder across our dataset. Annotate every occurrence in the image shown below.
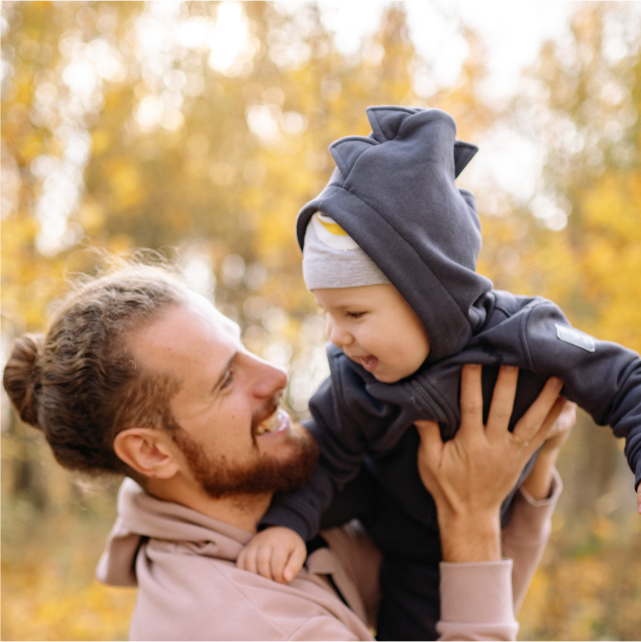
[130,538,369,641]
[130,546,285,639]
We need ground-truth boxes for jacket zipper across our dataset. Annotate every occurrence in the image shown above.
[408,380,448,424]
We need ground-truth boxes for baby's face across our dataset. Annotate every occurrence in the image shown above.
[314,284,431,383]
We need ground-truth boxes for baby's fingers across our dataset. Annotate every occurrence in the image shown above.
[237,543,259,575]
[256,545,276,581]
[238,527,306,582]
[269,544,292,584]
[283,543,307,583]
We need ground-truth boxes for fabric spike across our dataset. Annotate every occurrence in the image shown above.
[329,136,378,179]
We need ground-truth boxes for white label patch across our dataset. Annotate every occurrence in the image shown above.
[555,324,596,352]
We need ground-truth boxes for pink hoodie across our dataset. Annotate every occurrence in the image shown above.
[97,473,561,641]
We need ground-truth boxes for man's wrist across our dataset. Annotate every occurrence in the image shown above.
[438,512,501,562]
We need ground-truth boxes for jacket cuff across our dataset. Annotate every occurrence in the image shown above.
[258,506,312,541]
[438,559,517,631]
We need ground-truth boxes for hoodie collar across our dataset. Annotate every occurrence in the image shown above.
[96,478,253,586]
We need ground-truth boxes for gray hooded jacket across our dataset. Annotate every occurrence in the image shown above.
[261,106,641,556]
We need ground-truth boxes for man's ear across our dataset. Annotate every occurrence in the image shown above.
[114,428,181,479]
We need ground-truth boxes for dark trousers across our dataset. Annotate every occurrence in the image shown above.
[376,559,441,641]
[320,467,443,641]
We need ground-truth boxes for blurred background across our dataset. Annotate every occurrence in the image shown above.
[2,1,640,639]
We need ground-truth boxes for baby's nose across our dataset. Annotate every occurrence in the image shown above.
[328,323,352,347]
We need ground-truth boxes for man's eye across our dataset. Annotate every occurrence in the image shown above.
[221,370,234,390]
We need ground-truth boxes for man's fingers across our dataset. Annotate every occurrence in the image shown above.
[523,396,567,454]
[415,420,443,460]
[637,485,641,515]
[283,544,307,583]
[486,366,519,440]
[539,401,576,453]
[459,364,484,437]
[536,397,572,443]
[511,376,563,449]
[415,419,442,444]
[415,420,445,497]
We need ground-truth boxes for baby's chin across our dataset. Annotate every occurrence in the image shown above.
[373,360,424,383]
[370,367,406,384]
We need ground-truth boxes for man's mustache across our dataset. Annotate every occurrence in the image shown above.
[250,391,283,438]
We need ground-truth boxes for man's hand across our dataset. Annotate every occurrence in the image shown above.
[521,400,576,500]
[236,526,307,584]
[415,364,565,563]
[538,399,575,455]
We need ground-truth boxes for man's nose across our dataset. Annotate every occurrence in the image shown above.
[250,354,289,398]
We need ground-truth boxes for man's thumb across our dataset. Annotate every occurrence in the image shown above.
[415,420,443,451]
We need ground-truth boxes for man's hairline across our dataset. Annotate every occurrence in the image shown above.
[122,289,241,380]
[119,292,243,431]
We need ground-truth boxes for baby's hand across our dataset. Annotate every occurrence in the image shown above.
[236,526,307,583]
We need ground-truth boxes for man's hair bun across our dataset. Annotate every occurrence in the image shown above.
[3,333,44,428]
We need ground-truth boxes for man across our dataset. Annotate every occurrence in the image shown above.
[3,264,570,640]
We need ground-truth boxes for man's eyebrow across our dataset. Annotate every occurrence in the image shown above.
[212,352,237,393]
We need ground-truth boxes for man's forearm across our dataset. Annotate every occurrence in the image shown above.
[503,468,563,613]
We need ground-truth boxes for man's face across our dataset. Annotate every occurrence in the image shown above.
[314,283,431,383]
[130,292,317,498]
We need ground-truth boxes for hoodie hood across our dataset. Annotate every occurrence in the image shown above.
[96,478,250,586]
[296,106,493,362]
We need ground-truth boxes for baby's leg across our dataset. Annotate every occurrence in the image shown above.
[376,557,441,641]
[360,485,442,640]
[320,465,377,530]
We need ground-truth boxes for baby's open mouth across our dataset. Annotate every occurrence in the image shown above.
[255,408,288,436]
[361,355,379,371]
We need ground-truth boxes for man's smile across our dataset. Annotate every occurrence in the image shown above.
[255,408,291,436]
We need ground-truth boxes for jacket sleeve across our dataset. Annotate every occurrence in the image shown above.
[260,367,391,540]
[524,301,641,489]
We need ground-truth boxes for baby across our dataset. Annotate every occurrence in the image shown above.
[238,106,641,639]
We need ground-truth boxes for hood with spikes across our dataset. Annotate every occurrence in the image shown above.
[296,106,493,362]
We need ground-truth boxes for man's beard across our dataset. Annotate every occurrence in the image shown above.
[172,420,319,500]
